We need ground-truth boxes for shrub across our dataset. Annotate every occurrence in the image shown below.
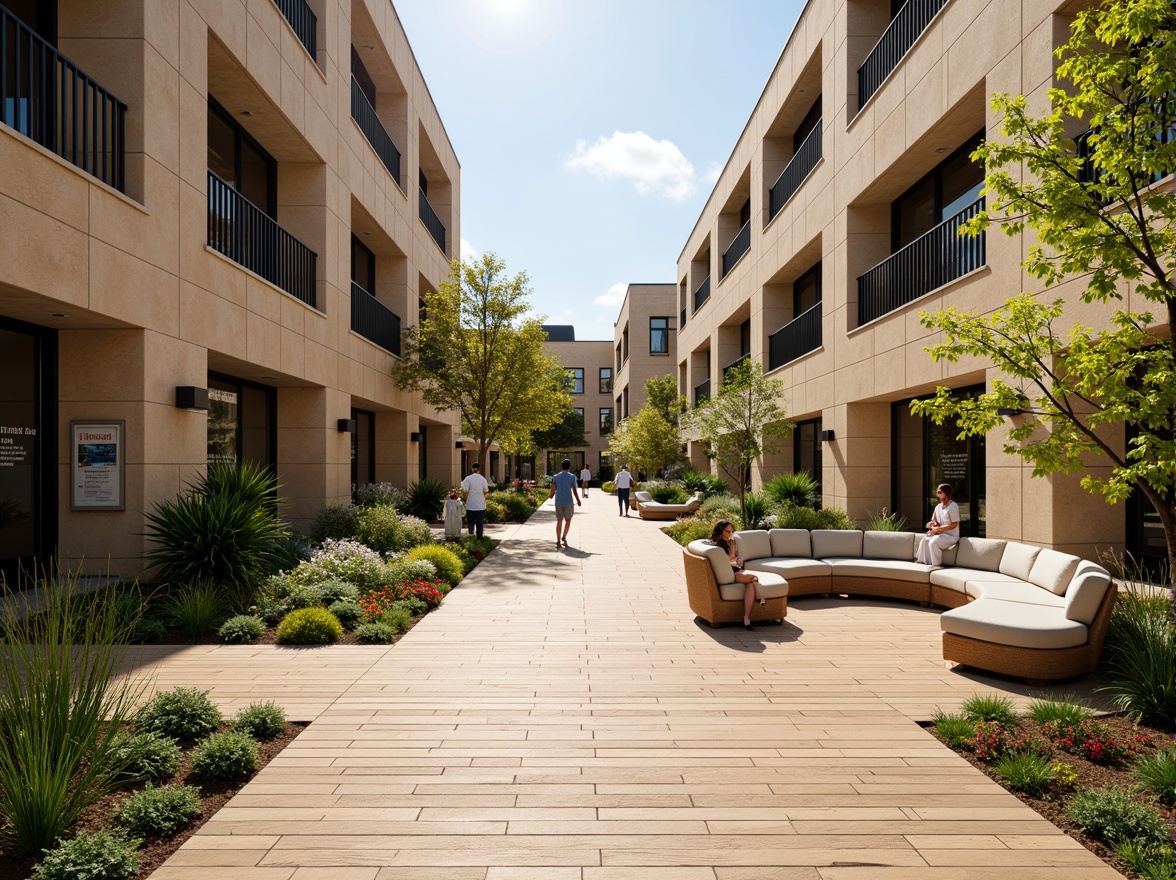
[649,484,689,504]
[602,480,615,493]
[269,533,310,575]
[971,721,1014,761]
[218,614,266,644]
[277,607,343,645]
[1052,761,1080,788]
[143,461,286,606]
[385,558,438,585]
[930,710,975,750]
[353,481,408,508]
[286,539,390,592]
[1135,749,1176,806]
[353,503,402,555]
[355,621,400,643]
[328,598,364,629]
[483,497,509,523]
[1042,719,1128,763]
[109,730,182,784]
[763,472,819,508]
[131,617,167,644]
[135,687,222,741]
[1026,695,1094,727]
[394,596,428,616]
[232,701,286,739]
[396,515,435,550]
[960,693,1019,726]
[405,477,447,522]
[864,508,907,531]
[1102,580,1176,726]
[663,517,718,546]
[160,580,229,638]
[1117,838,1176,880]
[315,579,359,605]
[677,469,730,498]
[488,490,538,522]
[360,582,444,623]
[30,829,139,880]
[190,730,259,782]
[993,752,1056,796]
[773,504,856,530]
[113,784,202,836]
[700,494,742,521]
[1066,785,1170,847]
[740,491,772,530]
[308,504,358,543]
[405,545,464,587]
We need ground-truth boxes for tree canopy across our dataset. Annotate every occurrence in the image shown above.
[915,0,1176,582]
[392,253,571,469]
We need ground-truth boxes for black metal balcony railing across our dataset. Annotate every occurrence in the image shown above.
[721,220,751,278]
[351,281,401,356]
[207,169,318,308]
[419,189,445,253]
[273,0,316,59]
[1,4,126,191]
[769,120,823,220]
[768,303,822,370]
[693,275,711,312]
[857,196,984,325]
[858,0,950,109]
[694,379,711,407]
[722,353,750,383]
[351,76,401,188]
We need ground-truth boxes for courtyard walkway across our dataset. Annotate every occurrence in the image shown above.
[144,492,1119,879]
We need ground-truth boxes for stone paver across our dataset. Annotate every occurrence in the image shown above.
[138,494,1117,878]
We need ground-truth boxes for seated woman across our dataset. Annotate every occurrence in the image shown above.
[707,520,765,631]
[915,483,960,565]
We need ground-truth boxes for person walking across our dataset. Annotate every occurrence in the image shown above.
[550,458,581,548]
[915,483,960,565]
[461,462,489,539]
[579,464,592,497]
[614,463,634,517]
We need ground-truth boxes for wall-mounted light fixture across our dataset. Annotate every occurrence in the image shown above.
[337,419,356,433]
[455,441,464,449]
[175,386,209,411]
[410,431,423,442]
[820,429,835,442]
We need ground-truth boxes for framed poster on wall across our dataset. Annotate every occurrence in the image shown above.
[70,421,125,511]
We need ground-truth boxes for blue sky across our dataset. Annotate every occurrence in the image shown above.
[394,0,806,341]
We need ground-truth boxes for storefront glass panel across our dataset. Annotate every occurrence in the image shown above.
[207,375,275,469]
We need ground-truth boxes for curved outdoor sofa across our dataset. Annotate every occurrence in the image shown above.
[683,528,1116,681]
[634,490,702,520]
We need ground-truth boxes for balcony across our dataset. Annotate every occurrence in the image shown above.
[273,0,316,59]
[857,196,984,325]
[351,281,401,356]
[351,76,401,188]
[207,169,318,309]
[769,119,822,221]
[768,303,822,370]
[419,188,446,253]
[858,0,950,109]
[722,353,749,383]
[721,220,750,279]
[0,4,126,191]
[694,378,710,407]
[693,275,711,312]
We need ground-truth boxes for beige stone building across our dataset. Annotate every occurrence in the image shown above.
[0,0,460,581]
[612,283,677,421]
[674,0,1165,564]
[534,326,614,482]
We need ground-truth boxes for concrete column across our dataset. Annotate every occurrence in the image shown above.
[425,421,458,486]
[375,410,413,487]
[827,401,890,521]
[278,386,349,532]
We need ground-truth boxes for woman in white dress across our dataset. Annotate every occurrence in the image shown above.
[914,483,960,565]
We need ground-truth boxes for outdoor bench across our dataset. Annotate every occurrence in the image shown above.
[633,490,703,520]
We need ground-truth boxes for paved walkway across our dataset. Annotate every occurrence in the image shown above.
[144,492,1118,879]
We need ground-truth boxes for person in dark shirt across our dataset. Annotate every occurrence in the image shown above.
[708,520,765,630]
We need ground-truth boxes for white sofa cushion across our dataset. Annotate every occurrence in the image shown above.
[827,558,936,583]
[633,491,654,503]
[941,600,1089,650]
[735,530,772,562]
[1029,549,1082,596]
[769,529,812,558]
[940,543,960,566]
[863,531,917,561]
[1064,571,1112,625]
[744,558,832,580]
[999,542,1042,581]
[967,581,1066,607]
[931,568,1021,593]
[687,540,735,585]
[717,571,789,602]
[812,530,863,559]
[955,537,1007,572]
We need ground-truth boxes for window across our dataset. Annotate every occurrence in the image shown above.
[567,368,584,394]
[207,99,277,217]
[207,374,276,470]
[599,368,613,394]
[792,418,822,499]
[600,408,613,435]
[650,317,669,354]
[794,263,822,313]
[622,327,629,362]
[893,133,984,249]
[351,408,375,489]
[351,236,375,293]
[573,407,585,420]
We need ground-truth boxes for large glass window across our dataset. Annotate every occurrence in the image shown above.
[351,236,375,292]
[650,317,669,354]
[792,418,822,498]
[207,374,276,469]
[546,451,585,474]
[599,368,613,394]
[794,263,822,312]
[351,408,374,491]
[893,132,984,249]
[600,408,613,436]
[567,368,584,394]
[207,99,277,217]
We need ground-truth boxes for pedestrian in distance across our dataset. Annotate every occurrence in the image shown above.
[580,464,592,497]
[461,462,489,539]
[614,464,634,517]
[550,458,581,548]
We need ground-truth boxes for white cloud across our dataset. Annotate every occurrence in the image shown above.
[460,238,479,262]
[593,282,628,309]
[566,131,697,201]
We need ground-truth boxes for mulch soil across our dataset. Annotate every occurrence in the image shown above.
[150,610,426,647]
[930,713,1176,877]
[0,721,308,880]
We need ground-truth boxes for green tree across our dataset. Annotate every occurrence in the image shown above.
[608,406,684,479]
[644,374,688,426]
[914,0,1176,586]
[531,408,587,452]
[684,358,793,525]
[393,253,572,468]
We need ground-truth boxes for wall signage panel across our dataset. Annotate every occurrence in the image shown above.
[71,421,125,511]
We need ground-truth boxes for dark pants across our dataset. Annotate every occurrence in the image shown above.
[467,509,485,538]
[617,487,630,514]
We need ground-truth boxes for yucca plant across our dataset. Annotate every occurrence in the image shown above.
[864,508,907,532]
[0,566,148,855]
[405,477,447,522]
[144,461,287,607]
[763,471,819,509]
[1101,575,1176,726]
[740,491,772,530]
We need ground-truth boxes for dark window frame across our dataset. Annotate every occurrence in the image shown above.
[599,367,613,394]
[650,317,670,355]
[350,407,376,489]
[891,131,984,251]
[599,407,613,436]
[207,371,277,471]
[567,367,585,395]
[208,97,278,218]
[351,235,376,293]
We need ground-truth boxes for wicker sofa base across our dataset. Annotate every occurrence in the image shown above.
[684,547,787,626]
[827,576,929,604]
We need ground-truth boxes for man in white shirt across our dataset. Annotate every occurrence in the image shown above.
[579,465,592,497]
[461,462,489,538]
[613,464,634,517]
